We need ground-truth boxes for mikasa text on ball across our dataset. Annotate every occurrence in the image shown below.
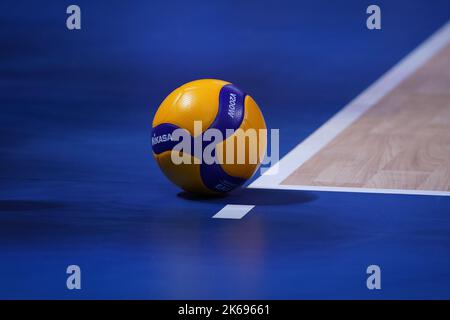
[151,79,266,194]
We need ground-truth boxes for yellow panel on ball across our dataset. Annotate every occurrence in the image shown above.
[152,79,229,136]
[155,151,211,194]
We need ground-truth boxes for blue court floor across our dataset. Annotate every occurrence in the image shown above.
[1,0,449,299]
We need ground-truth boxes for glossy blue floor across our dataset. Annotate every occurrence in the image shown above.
[1,0,450,298]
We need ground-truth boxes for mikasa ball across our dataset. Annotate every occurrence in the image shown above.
[151,79,267,194]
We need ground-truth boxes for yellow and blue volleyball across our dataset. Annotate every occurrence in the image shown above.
[151,79,266,194]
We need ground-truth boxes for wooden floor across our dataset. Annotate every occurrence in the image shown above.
[283,42,450,192]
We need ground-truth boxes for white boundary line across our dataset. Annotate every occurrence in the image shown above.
[249,21,450,197]
[250,184,450,197]
[212,204,255,219]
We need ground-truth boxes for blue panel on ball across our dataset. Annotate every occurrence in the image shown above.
[151,123,182,154]
[199,83,247,192]
[200,161,247,193]
[208,84,246,137]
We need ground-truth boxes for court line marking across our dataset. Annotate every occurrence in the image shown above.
[250,184,450,197]
[249,20,450,196]
[212,22,450,219]
[212,204,255,219]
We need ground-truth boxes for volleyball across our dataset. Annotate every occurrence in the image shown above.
[151,79,266,194]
